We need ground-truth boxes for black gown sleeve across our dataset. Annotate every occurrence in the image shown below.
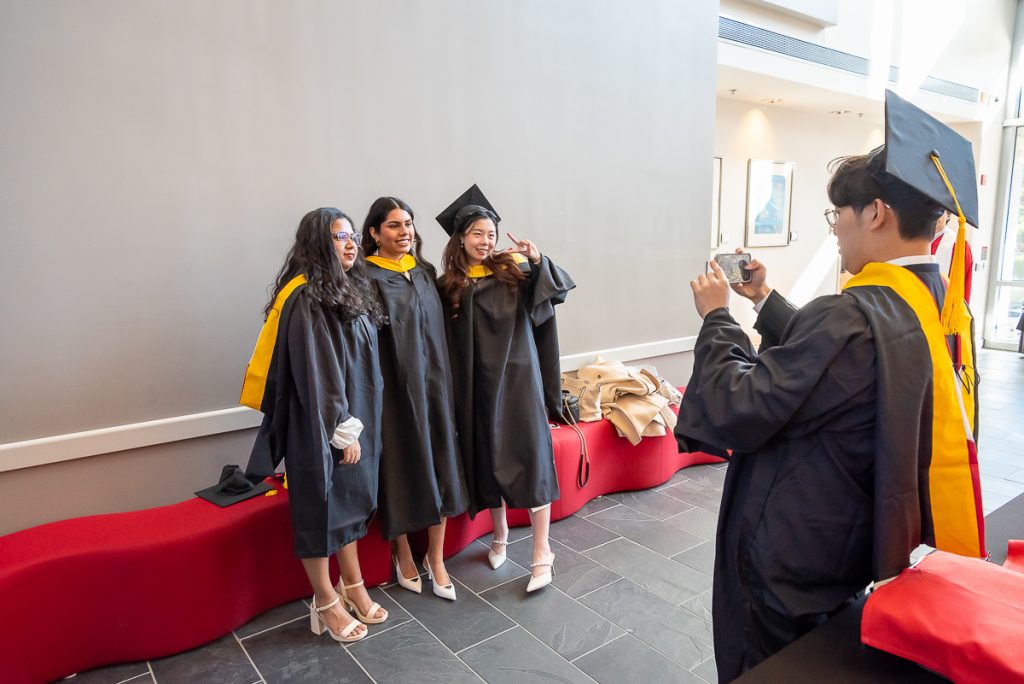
[524,256,575,419]
[753,289,798,351]
[675,295,871,455]
[284,295,350,501]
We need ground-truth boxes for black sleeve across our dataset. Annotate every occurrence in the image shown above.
[752,289,798,351]
[524,256,575,418]
[675,295,870,454]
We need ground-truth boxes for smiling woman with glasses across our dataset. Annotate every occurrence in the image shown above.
[240,207,388,644]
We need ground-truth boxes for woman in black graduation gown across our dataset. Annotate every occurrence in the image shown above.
[360,196,469,601]
[436,185,575,592]
[242,208,388,643]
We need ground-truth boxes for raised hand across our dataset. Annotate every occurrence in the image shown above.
[503,232,541,264]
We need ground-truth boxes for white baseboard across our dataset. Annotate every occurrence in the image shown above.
[0,336,696,473]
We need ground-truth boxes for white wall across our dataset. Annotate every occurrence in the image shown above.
[0,0,719,535]
[713,97,883,331]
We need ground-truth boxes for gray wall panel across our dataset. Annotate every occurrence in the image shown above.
[0,0,717,443]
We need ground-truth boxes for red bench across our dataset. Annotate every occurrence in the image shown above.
[0,414,720,683]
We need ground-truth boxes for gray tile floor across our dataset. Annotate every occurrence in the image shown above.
[67,349,1024,684]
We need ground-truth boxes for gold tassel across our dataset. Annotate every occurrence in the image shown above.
[930,155,968,335]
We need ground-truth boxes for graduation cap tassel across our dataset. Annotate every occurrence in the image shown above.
[930,154,968,336]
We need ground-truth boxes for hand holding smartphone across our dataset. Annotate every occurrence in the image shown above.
[713,252,752,284]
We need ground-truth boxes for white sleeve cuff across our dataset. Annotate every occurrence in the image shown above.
[753,291,771,313]
[329,416,363,449]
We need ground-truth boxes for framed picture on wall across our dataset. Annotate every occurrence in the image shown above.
[745,160,794,247]
[711,157,722,248]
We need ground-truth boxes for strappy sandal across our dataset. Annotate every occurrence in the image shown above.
[337,580,388,624]
[310,595,366,642]
[488,538,509,569]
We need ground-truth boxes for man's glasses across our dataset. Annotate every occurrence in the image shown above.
[824,208,839,234]
[332,231,363,245]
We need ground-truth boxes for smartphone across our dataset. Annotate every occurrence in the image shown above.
[713,253,752,284]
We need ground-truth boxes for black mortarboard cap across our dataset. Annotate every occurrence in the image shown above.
[195,464,271,507]
[435,184,501,236]
[871,89,979,228]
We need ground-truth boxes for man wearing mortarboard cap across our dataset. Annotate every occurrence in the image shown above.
[675,90,985,682]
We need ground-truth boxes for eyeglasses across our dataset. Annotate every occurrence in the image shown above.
[824,208,840,233]
[332,231,362,245]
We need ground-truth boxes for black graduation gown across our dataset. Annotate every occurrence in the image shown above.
[443,256,575,517]
[246,285,382,558]
[675,264,949,683]
[366,260,469,539]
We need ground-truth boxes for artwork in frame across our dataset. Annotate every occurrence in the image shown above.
[745,160,794,247]
[711,157,722,248]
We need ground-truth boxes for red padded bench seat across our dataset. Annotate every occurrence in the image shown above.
[0,409,721,683]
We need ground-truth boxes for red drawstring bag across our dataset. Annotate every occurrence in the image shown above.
[861,545,1024,683]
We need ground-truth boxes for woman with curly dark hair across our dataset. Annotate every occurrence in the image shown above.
[436,185,575,593]
[241,207,388,642]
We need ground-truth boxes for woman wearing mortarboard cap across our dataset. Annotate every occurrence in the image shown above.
[240,207,389,642]
[436,184,575,593]
[359,195,469,601]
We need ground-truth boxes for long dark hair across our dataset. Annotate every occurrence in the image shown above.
[438,211,525,314]
[360,196,436,274]
[264,207,385,324]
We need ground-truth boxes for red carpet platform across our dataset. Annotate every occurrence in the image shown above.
[0,412,720,683]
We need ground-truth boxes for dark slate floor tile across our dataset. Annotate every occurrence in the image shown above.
[679,464,728,492]
[681,589,713,622]
[480,580,623,660]
[605,488,695,520]
[549,513,621,552]
[505,537,621,598]
[588,504,704,557]
[673,540,717,577]
[653,467,694,491]
[347,620,479,684]
[66,661,151,684]
[383,576,514,652]
[584,538,712,605]
[578,578,714,669]
[149,633,257,684]
[458,626,593,683]
[236,598,311,638]
[664,505,720,542]
[694,655,719,683]
[573,633,704,683]
[243,615,371,683]
[661,478,724,513]
[576,495,620,517]
[444,539,530,593]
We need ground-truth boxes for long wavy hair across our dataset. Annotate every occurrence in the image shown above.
[264,207,385,325]
[360,196,436,274]
[437,209,525,315]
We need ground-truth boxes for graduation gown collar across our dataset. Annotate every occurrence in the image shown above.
[468,253,527,279]
[367,253,416,273]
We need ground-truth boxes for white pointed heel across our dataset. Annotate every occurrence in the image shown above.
[337,579,388,624]
[422,555,457,601]
[393,554,422,594]
[310,595,366,643]
[488,538,509,570]
[527,554,555,593]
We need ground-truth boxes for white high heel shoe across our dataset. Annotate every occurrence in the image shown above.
[422,555,457,601]
[393,554,422,594]
[526,554,555,593]
[488,537,509,570]
[310,595,366,643]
